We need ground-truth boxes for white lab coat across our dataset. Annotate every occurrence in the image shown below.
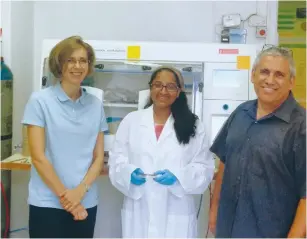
[108,106,215,238]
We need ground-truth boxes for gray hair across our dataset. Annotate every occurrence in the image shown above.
[252,46,296,78]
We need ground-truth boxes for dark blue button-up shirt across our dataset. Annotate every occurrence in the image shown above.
[210,93,306,238]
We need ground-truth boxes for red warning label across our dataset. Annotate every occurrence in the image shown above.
[219,49,239,54]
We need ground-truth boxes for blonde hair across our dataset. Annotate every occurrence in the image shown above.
[49,36,95,80]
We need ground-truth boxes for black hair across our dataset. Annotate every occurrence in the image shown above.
[144,67,198,145]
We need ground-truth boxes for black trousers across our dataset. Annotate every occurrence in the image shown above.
[29,205,97,238]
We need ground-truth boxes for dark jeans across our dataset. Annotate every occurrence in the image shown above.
[29,205,97,238]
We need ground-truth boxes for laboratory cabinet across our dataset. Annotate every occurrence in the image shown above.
[202,100,244,144]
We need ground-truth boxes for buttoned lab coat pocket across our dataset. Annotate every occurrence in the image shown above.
[165,213,197,238]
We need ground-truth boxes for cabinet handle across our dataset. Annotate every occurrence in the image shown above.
[198,82,204,92]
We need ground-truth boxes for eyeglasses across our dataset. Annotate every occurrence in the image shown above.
[150,81,179,92]
[262,44,293,56]
[66,58,89,68]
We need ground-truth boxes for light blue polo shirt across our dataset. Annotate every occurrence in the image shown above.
[22,82,108,209]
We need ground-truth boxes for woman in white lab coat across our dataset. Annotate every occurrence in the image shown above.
[108,67,215,238]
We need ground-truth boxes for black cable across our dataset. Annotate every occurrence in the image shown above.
[196,183,213,238]
[196,194,203,219]
[205,184,212,238]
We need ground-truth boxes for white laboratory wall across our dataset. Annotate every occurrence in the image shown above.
[3,0,278,237]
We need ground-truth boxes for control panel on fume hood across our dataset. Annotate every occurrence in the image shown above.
[203,62,249,101]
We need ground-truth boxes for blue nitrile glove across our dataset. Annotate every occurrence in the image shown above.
[153,169,177,185]
[130,168,146,185]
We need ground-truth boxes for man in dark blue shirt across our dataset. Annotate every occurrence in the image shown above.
[209,45,306,238]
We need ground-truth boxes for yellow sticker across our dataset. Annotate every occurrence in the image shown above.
[237,56,250,69]
[127,46,141,59]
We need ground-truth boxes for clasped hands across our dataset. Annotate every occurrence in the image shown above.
[131,168,177,186]
[59,183,87,221]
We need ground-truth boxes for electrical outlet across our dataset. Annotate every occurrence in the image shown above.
[256,27,267,38]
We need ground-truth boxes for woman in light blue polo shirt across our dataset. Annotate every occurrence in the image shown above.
[22,36,108,238]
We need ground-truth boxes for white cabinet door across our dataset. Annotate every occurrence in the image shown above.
[202,100,244,168]
[202,100,244,145]
[203,63,249,101]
